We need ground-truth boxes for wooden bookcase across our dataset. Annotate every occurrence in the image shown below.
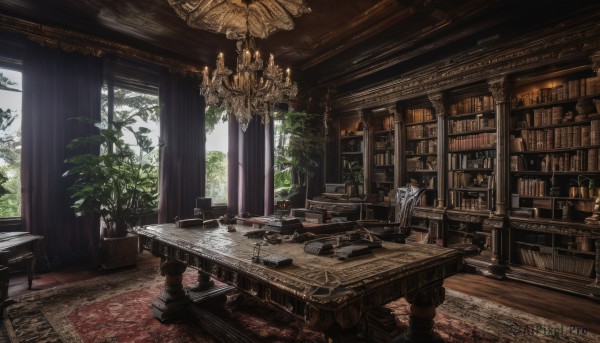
[339,115,365,195]
[508,68,600,279]
[370,109,395,197]
[404,107,437,207]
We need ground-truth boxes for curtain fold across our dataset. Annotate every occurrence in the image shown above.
[229,117,274,216]
[21,42,103,270]
[158,68,205,223]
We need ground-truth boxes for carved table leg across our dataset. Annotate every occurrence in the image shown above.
[390,282,445,343]
[189,270,214,291]
[151,258,190,322]
[27,255,36,290]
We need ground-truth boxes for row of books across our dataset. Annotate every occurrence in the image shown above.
[407,140,436,154]
[511,150,600,172]
[515,177,546,197]
[449,95,494,115]
[449,153,495,170]
[513,121,600,151]
[449,115,495,134]
[406,156,437,172]
[448,190,490,211]
[449,132,496,151]
[512,76,600,108]
[406,123,437,139]
[406,108,434,124]
[531,106,563,127]
[374,151,394,166]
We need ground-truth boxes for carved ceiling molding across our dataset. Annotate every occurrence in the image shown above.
[166,0,311,40]
[488,76,508,103]
[427,92,445,116]
[330,20,600,112]
[0,13,200,74]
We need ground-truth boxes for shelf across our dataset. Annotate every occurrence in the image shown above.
[511,146,600,154]
[449,147,496,153]
[340,134,364,140]
[511,171,599,176]
[406,136,436,142]
[447,229,475,236]
[341,151,363,155]
[405,119,437,126]
[448,187,490,192]
[448,110,495,119]
[554,247,596,256]
[511,95,598,111]
[406,153,436,157]
[374,129,394,135]
[510,118,596,131]
[449,168,493,172]
[448,128,496,137]
[407,169,437,173]
[374,164,394,168]
[374,180,393,184]
[517,195,596,201]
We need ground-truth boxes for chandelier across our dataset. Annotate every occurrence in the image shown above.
[200,35,298,131]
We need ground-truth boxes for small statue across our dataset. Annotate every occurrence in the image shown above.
[585,197,600,224]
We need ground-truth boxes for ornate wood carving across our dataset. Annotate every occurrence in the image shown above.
[0,13,199,74]
[591,51,600,76]
[483,217,505,229]
[446,212,484,224]
[510,220,595,236]
[427,92,445,116]
[331,20,600,111]
[412,209,444,221]
[488,76,508,103]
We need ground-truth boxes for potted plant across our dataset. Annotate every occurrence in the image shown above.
[273,110,325,208]
[63,114,159,269]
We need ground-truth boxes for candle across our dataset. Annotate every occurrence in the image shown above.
[269,54,275,66]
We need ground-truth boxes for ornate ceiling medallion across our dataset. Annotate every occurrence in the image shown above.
[167,0,311,39]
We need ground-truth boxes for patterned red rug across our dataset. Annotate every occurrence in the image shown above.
[2,267,599,343]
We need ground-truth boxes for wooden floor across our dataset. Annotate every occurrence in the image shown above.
[6,250,600,336]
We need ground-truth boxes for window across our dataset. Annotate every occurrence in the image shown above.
[205,107,228,205]
[0,68,22,218]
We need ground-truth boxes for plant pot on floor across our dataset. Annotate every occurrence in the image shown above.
[100,233,139,270]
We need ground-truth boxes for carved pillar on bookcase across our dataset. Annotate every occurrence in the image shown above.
[359,109,371,195]
[489,76,509,216]
[590,232,600,298]
[322,102,331,188]
[391,103,403,190]
[428,92,446,209]
[591,51,600,75]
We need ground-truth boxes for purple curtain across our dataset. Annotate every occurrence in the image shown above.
[21,42,103,270]
[158,68,205,223]
[229,117,274,216]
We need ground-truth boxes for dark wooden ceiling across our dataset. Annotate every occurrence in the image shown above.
[0,0,598,99]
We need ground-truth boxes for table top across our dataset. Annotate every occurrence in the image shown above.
[134,224,460,308]
[0,232,43,250]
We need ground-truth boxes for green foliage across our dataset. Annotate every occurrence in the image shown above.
[205,106,227,134]
[0,72,21,217]
[102,87,159,123]
[205,150,227,203]
[273,110,324,201]
[63,114,160,238]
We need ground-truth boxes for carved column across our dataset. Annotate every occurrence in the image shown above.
[590,233,600,297]
[391,104,404,189]
[591,51,600,75]
[323,102,331,190]
[359,109,371,195]
[489,76,509,216]
[428,92,446,209]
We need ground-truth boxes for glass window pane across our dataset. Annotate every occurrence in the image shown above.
[205,107,228,205]
[0,68,22,218]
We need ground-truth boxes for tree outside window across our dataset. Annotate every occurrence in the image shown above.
[0,69,22,218]
[205,107,228,205]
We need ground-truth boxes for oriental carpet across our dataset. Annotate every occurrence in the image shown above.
[2,266,599,343]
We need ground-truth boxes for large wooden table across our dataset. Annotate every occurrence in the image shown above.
[134,223,461,342]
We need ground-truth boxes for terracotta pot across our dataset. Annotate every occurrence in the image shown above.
[579,187,589,199]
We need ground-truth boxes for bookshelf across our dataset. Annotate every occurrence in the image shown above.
[509,68,600,279]
[404,107,437,207]
[370,110,395,196]
[442,93,497,255]
[339,115,365,196]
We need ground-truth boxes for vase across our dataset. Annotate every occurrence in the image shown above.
[578,187,589,199]
[568,187,578,198]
